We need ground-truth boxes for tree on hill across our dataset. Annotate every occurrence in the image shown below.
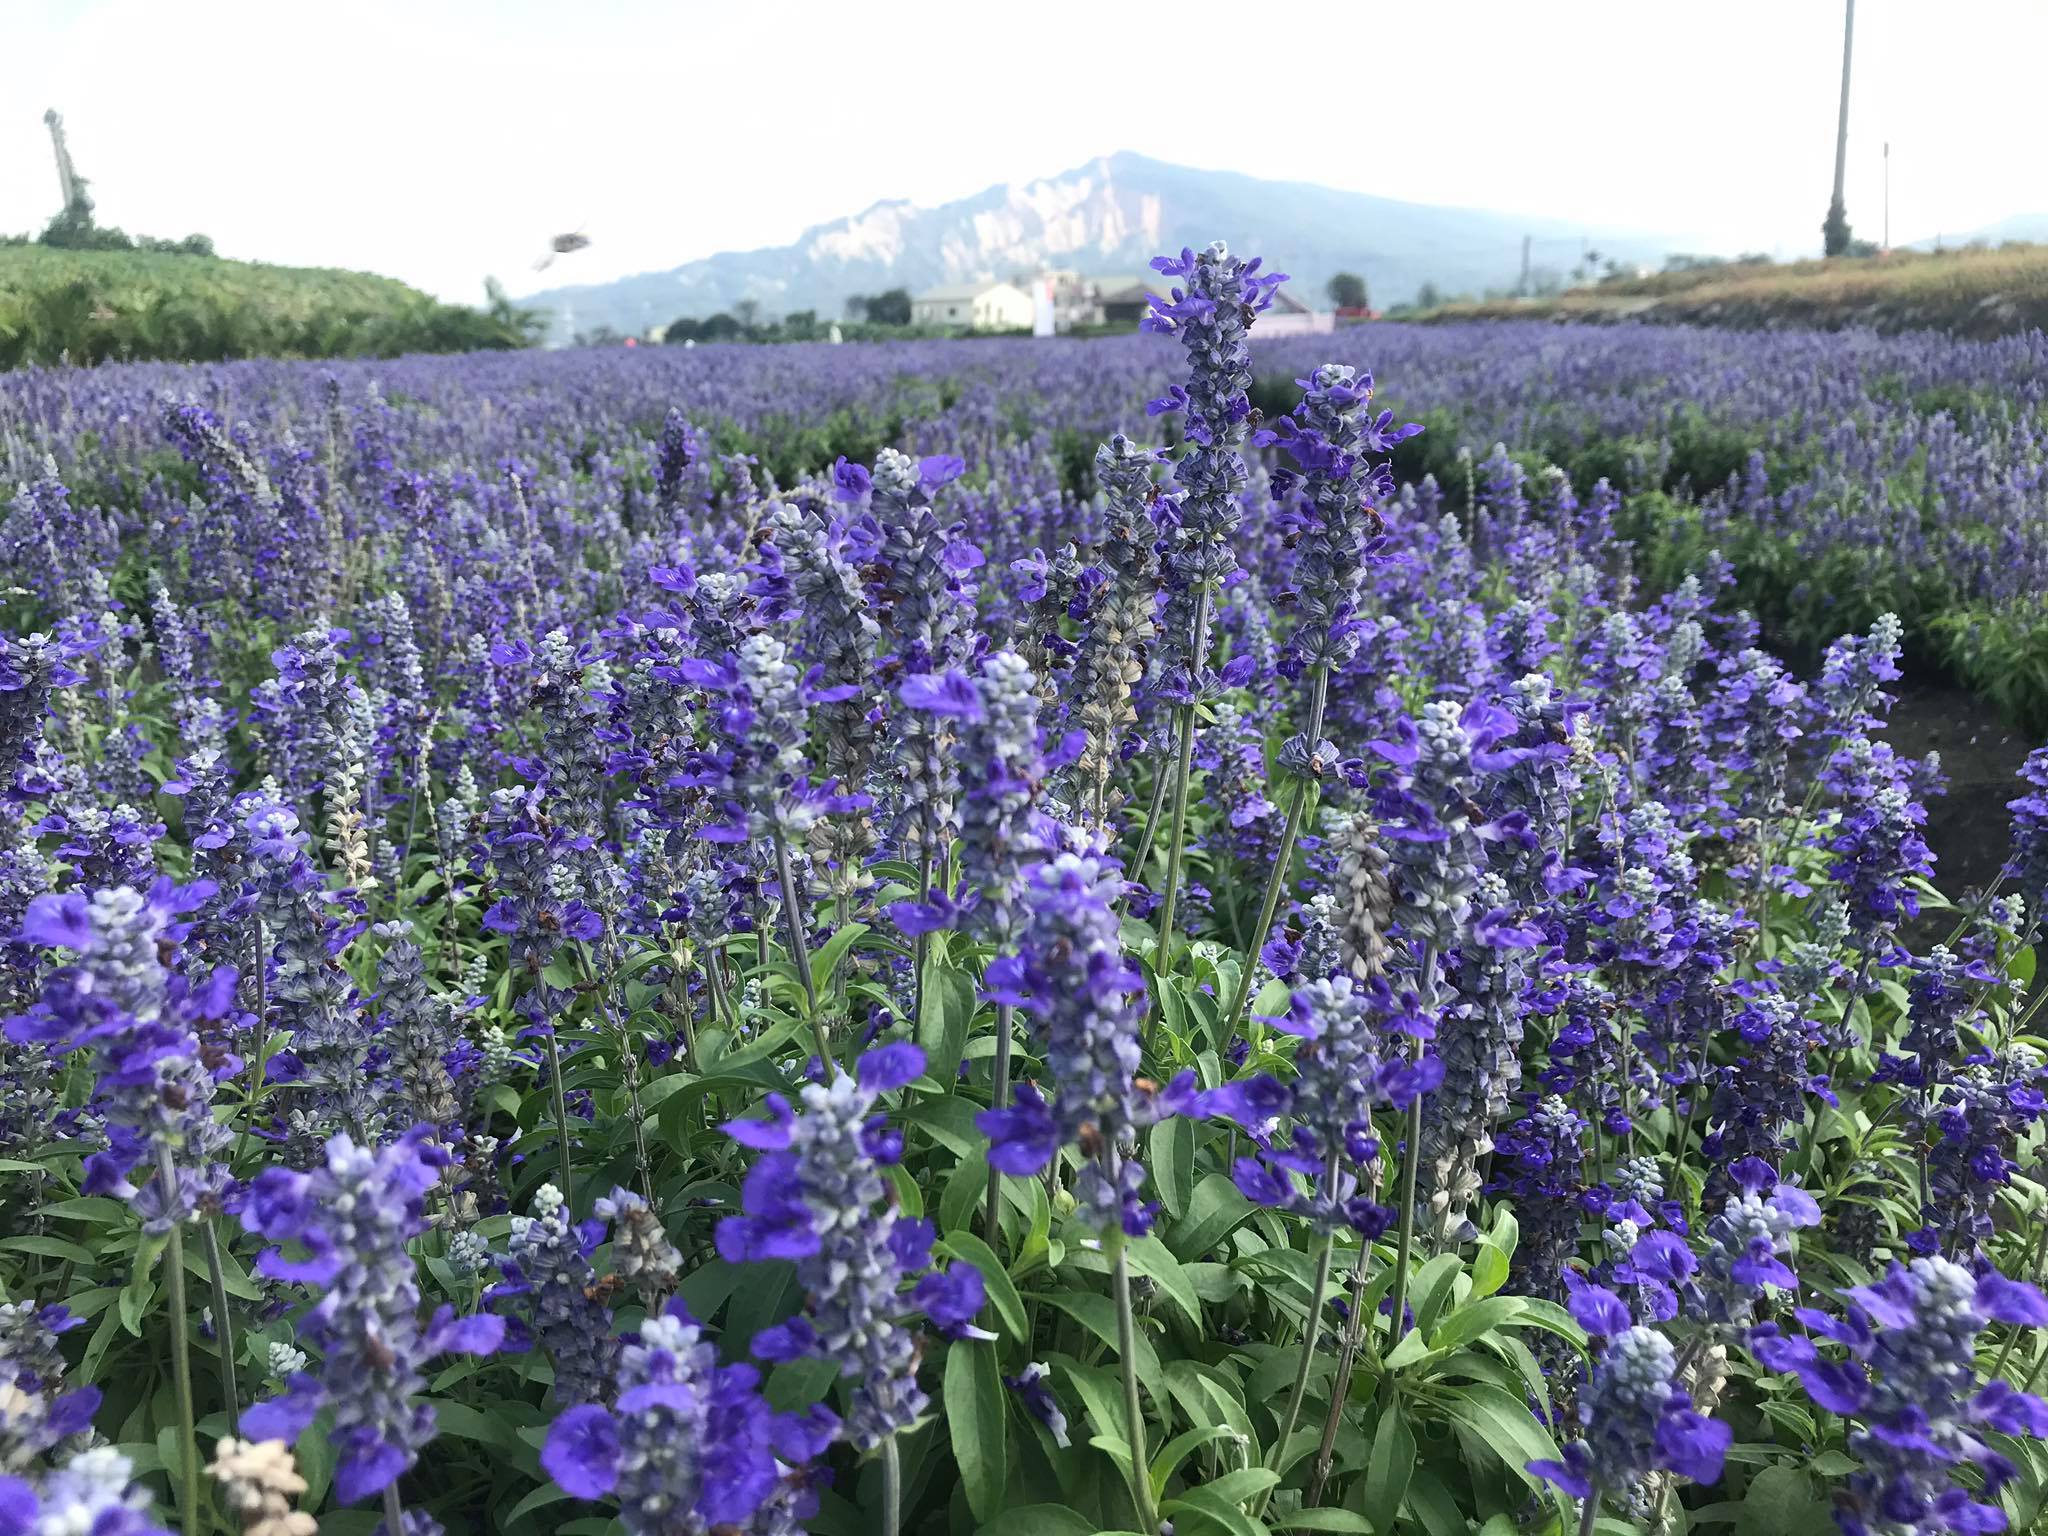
[1326,271,1369,310]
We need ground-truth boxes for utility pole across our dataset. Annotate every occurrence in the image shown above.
[1518,234,1531,297]
[44,109,85,215]
[1823,0,1855,256]
[1882,140,1890,251]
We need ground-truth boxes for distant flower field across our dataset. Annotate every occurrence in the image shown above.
[2,251,2048,1536]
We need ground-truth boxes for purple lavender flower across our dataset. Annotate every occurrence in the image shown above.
[976,855,1186,1235]
[240,1127,506,1504]
[7,881,233,1231]
[491,1184,619,1407]
[1528,1323,1730,1509]
[0,1446,171,1536]
[1754,1257,2048,1536]
[718,1042,985,1450]
[0,1301,97,1473]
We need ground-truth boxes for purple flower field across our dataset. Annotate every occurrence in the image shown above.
[3,246,2048,1536]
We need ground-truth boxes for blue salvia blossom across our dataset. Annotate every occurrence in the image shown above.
[1005,1361,1071,1448]
[249,624,349,806]
[240,1126,506,1505]
[480,785,602,984]
[541,1302,830,1535]
[1269,362,1418,683]
[865,448,978,865]
[1528,1317,1731,1509]
[977,855,1194,1234]
[1815,612,1905,741]
[1369,697,1526,955]
[1494,1094,1589,1302]
[1067,435,1163,820]
[1700,986,1832,1177]
[2006,747,2048,911]
[0,1445,172,1536]
[755,499,880,787]
[594,1186,682,1306]
[0,634,80,797]
[374,921,460,1130]
[1822,737,1936,946]
[681,633,854,849]
[7,881,233,1230]
[149,582,227,754]
[0,1301,97,1473]
[718,1042,989,1451]
[1213,974,1438,1234]
[522,629,619,902]
[1485,672,1584,906]
[1142,242,1286,702]
[54,803,163,893]
[242,796,378,1144]
[1916,1053,2046,1258]
[651,406,705,523]
[891,651,1049,939]
[1686,1158,1822,1326]
[491,1184,619,1407]
[1419,875,1546,1243]
[1754,1257,2048,1536]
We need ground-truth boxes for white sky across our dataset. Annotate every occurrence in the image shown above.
[6,0,2043,305]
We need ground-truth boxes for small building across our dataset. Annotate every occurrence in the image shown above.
[1091,275,1166,327]
[1251,288,1336,337]
[911,281,1036,331]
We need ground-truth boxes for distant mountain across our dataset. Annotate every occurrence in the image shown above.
[520,152,1686,342]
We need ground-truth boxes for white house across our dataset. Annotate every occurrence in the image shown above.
[911,281,1036,331]
[1249,288,1336,337]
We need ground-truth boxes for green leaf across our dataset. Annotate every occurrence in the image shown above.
[1126,1235,1203,1332]
[1734,1465,1829,1536]
[1469,1240,1509,1300]
[941,1148,992,1236]
[1426,1295,1528,1358]
[1436,1382,1565,1496]
[1270,1512,1376,1532]
[939,1231,1029,1343]
[1408,1252,1463,1337]
[1164,1477,1277,1536]
[1151,1116,1195,1221]
[1149,1422,1243,1497]
[1037,1292,1163,1400]
[1168,1174,1258,1262]
[809,921,872,998]
[976,1507,1098,1536]
[1399,1467,1470,1536]
[945,1339,1008,1523]
[915,957,977,1084]
[1364,1396,1415,1520]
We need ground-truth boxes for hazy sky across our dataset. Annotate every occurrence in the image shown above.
[7,0,2042,305]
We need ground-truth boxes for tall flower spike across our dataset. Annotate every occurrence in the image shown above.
[1754,1256,2048,1536]
[977,855,1190,1235]
[718,1042,988,1450]
[240,1128,506,1505]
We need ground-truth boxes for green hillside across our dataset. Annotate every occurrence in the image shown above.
[1413,242,2048,338]
[0,244,533,368]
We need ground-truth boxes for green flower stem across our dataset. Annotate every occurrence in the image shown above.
[383,1484,407,1536]
[1384,946,1440,1346]
[983,1003,1015,1242]
[881,1436,903,1536]
[200,1219,240,1432]
[1154,584,1213,958]
[1306,1251,1371,1507]
[162,1226,202,1533]
[772,831,831,1064]
[1578,1485,1602,1536]
[1222,667,1331,1031]
[1254,1146,1341,1517]
[542,1030,576,1199]
[1107,1214,1161,1534]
